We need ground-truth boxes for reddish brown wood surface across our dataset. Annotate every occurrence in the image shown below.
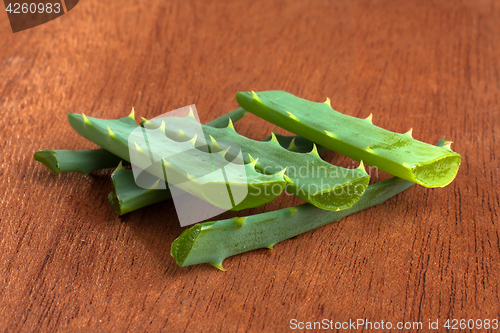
[1,0,499,331]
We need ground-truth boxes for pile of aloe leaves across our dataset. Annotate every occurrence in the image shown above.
[34,91,461,270]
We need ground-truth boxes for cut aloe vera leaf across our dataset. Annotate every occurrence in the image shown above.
[108,162,172,215]
[144,116,369,211]
[171,138,447,270]
[172,175,413,269]
[236,90,460,188]
[34,107,248,175]
[33,149,126,175]
[109,133,329,216]
[67,111,286,211]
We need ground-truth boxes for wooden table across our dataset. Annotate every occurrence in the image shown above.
[1,0,498,331]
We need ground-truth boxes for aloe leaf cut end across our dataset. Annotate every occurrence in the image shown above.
[108,164,172,215]
[34,149,125,175]
[34,150,61,174]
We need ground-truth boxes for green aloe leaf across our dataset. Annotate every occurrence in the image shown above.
[236,90,461,188]
[144,116,369,211]
[34,107,249,175]
[171,139,447,270]
[66,110,285,211]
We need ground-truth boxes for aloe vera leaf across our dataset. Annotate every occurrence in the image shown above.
[236,91,461,188]
[33,149,126,175]
[108,133,329,215]
[108,108,248,215]
[67,111,286,211]
[171,176,414,269]
[145,116,370,211]
[34,108,248,175]
[171,138,447,269]
[108,162,172,215]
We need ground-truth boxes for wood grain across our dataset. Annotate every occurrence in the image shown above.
[1,0,499,331]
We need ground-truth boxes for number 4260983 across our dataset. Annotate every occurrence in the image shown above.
[6,3,61,14]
